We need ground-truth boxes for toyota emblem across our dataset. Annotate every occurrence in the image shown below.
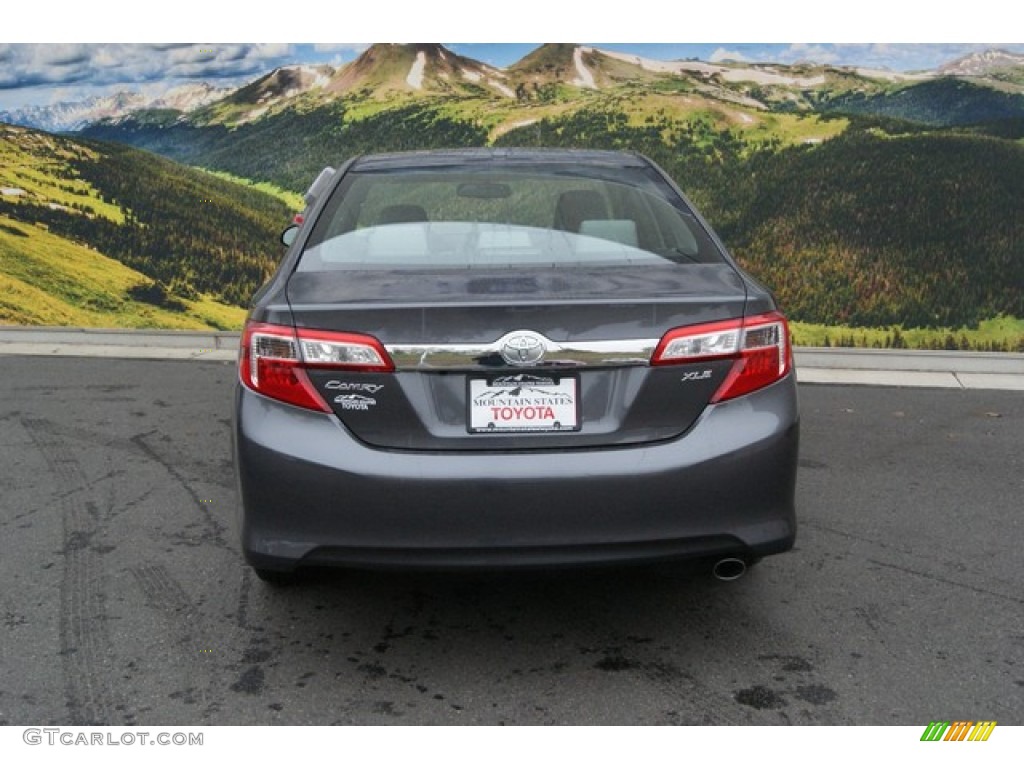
[500,331,546,366]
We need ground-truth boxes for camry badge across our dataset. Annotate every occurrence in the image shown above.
[500,331,546,366]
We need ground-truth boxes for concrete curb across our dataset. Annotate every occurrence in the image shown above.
[794,347,1024,390]
[0,327,237,361]
[794,347,1024,374]
[1,326,1022,391]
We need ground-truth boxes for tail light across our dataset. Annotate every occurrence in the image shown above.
[652,311,792,402]
[239,321,393,411]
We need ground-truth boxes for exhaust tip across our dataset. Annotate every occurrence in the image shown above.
[712,557,747,581]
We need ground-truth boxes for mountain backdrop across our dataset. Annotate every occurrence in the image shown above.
[2,43,1022,348]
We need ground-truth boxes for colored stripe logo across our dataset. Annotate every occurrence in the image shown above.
[920,721,996,741]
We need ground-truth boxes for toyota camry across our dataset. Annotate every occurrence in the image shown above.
[233,148,798,584]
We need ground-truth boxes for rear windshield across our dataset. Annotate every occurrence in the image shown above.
[297,163,725,271]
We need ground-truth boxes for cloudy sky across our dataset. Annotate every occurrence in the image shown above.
[3,41,1022,111]
[0,44,355,108]
[2,0,1019,111]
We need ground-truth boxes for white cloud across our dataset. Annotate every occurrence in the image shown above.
[771,43,1020,72]
[0,43,297,92]
[777,43,840,65]
[709,48,748,63]
[34,44,92,67]
[313,43,369,54]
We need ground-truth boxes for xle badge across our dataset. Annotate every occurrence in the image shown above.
[680,370,713,382]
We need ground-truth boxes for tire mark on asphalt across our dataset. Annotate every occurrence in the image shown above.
[802,519,922,557]
[53,468,127,502]
[11,421,140,455]
[125,431,238,716]
[10,420,235,488]
[9,384,140,393]
[235,569,252,629]
[22,416,118,725]
[230,570,278,698]
[130,564,221,717]
[129,431,229,550]
[125,430,247,712]
[132,564,193,614]
[868,559,1024,605]
[805,520,1024,604]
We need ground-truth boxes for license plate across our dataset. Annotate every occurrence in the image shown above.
[467,374,579,433]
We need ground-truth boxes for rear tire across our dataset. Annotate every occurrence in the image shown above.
[253,567,298,586]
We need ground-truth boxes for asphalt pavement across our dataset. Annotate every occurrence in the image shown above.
[0,354,1021,725]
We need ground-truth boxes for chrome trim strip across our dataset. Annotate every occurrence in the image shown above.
[386,332,659,370]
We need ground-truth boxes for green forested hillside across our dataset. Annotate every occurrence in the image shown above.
[84,103,490,193]
[1,124,295,316]
[0,212,244,328]
[818,78,1024,126]
[712,129,1024,328]
[81,102,1024,338]
[492,106,751,212]
[497,113,1024,330]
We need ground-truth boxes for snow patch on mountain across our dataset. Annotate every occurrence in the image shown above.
[572,47,597,89]
[0,92,145,132]
[720,68,825,87]
[154,82,231,112]
[0,83,229,132]
[490,79,515,98]
[854,67,931,82]
[406,51,427,89]
[289,65,331,89]
[596,47,825,87]
[939,49,1024,76]
[598,48,726,76]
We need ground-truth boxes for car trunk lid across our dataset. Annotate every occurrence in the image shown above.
[287,264,748,450]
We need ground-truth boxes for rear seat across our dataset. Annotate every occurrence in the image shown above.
[579,219,639,247]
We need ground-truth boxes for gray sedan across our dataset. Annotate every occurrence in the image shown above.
[233,148,798,583]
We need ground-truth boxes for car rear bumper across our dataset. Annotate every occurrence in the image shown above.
[233,375,799,571]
